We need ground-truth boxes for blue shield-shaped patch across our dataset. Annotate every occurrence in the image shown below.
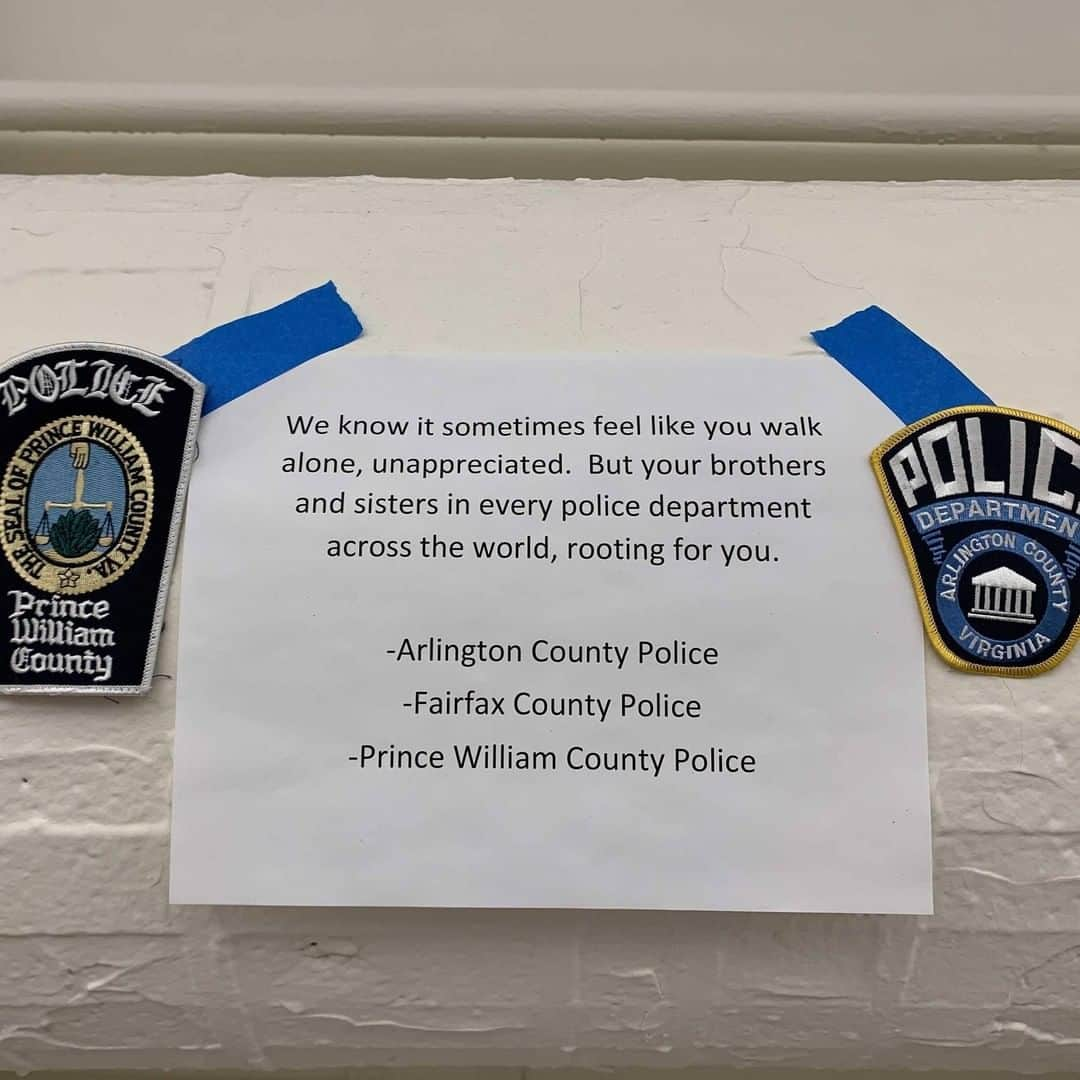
[872,405,1080,676]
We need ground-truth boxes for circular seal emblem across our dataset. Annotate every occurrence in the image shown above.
[1,414,154,595]
[935,529,1070,664]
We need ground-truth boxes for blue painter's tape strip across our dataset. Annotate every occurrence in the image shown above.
[167,281,363,414]
[811,305,992,424]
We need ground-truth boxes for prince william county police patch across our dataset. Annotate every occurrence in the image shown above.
[0,343,203,694]
[872,405,1080,676]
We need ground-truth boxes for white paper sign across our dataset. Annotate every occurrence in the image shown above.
[171,352,931,912]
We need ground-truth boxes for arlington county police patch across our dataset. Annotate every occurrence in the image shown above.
[0,343,202,694]
[872,405,1080,676]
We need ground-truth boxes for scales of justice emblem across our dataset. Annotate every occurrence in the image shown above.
[27,434,143,591]
[873,405,1080,676]
[4,416,154,596]
[0,342,203,694]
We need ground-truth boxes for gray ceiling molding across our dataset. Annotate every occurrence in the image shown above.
[3,0,1078,178]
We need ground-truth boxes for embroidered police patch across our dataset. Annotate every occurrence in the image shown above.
[872,406,1080,676]
[0,343,203,694]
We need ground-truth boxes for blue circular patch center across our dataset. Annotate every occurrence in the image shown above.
[936,529,1070,661]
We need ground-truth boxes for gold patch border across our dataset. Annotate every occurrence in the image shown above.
[870,404,1080,678]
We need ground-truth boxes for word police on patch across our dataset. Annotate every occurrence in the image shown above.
[873,405,1080,676]
[0,343,202,694]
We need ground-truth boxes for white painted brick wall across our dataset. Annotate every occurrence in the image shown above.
[1,175,1079,1073]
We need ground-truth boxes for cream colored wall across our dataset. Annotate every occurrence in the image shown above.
[1,175,1080,1072]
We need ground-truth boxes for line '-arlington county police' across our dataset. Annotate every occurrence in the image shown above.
[387,636,721,671]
